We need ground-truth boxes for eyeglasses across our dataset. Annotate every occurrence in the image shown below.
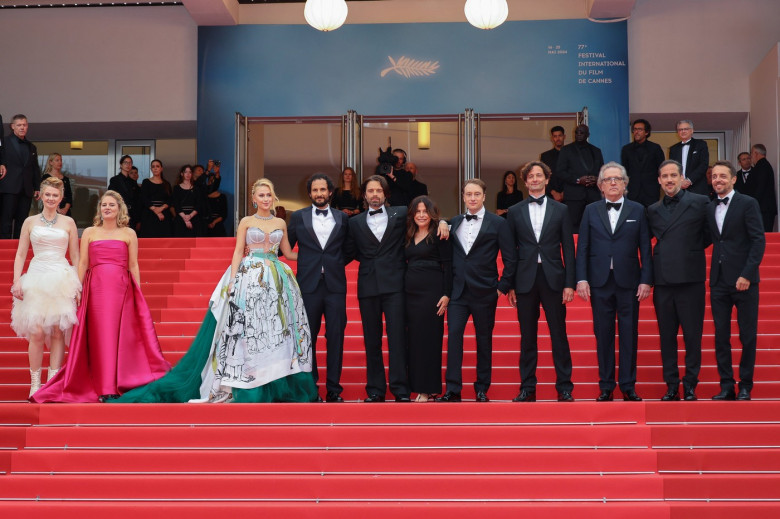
[677,127,692,132]
[602,177,624,184]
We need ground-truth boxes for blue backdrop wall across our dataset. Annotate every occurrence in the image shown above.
[198,19,628,217]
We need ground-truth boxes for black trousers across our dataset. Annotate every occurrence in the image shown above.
[302,275,346,395]
[515,264,573,393]
[653,282,704,389]
[358,291,410,398]
[710,280,758,392]
[445,286,498,394]
[590,271,639,392]
[1,192,32,239]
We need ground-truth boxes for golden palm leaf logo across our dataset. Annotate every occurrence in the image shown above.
[381,56,440,78]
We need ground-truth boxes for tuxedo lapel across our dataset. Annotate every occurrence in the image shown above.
[613,203,631,233]
[322,212,342,250]
[357,213,381,246]
[469,215,493,254]
[539,201,554,241]
[708,200,721,239]
[302,207,318,246]
[518,201,534,239]
[450,216,467,254]
[379,207,399,246]
[597,203,612,235]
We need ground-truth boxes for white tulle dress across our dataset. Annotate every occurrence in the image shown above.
[11,226,81,338]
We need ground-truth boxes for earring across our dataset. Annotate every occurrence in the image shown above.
[253,202,257,209]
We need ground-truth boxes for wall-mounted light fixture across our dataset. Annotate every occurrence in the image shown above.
[304,0,348,32]
[417,122,431,149]
[70,141,84,150]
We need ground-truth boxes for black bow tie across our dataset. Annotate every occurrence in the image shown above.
[718,197,729,205]
[663,195,679,207]
[682,140,691,146]
[315,208,328,217]
[530,196,545,205]
[368,208,383,216]
[465,214,479,221]
[606,202,621,211]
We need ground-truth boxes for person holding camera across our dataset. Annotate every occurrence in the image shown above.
[377,147,414,208]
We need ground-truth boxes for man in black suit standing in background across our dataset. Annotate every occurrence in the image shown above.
[287,173,349,402]
[540,125,565,201]
[647,160,710,401]
[748,144,777,232]
[668,119,710,196]
[556,124,604,232]
[0,114,41,239]
[707,160,765,401]
[576,162,653,402]
[503,161,575,402]
[438,178,512,403]
[621,118,665,207]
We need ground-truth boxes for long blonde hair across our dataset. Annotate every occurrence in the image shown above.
[93,190,130,227]
[42,153,62,177]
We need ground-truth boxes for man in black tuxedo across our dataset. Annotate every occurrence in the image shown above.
[405,162,428,199]
[556,124,604,232]
[621,118,665,207]
[707,160,765,401]
[438,178,512,402]
[287,173,349,402]
[668,119,710,196]
[503,161,575,402]
[540,125,565,200]
[749,144,777,232]
[0,114,41,239]
[576,162,653,402]
[735,152,755,196]
[647,160,710,401]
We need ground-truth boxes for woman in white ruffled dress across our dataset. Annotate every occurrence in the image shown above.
[11,176,81,397]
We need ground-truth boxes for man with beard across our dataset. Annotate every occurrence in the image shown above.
[556,124,604,232]
[621,119,665,207]
[540,125,566,200]
[287,173,349,402]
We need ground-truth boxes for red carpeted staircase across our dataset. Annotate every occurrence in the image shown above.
[0,235,779,516]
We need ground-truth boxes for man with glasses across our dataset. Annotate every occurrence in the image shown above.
[621,119,665,207]
[669,120,709,196]
[576,162,653,402]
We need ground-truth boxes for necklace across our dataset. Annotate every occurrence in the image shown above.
[254,214,274,221]
[40,213,58,228]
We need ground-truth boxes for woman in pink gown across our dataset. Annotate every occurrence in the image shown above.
[31,190,170,403]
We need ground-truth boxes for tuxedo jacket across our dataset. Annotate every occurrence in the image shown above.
[450,211,512,300]
[575,199,653,289]
[707,191,765,286]
[0,133,41,196]
[540,147,561,193]
[555,142,604,202]
[345,205,407,298]
[668,138,709,196]
[647,191,711,285]
[287,206,349,294]
[746,158,778,217]
[502,198,575,293]
[620,140,665,207]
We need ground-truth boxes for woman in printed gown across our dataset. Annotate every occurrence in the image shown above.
[12,177,81,397]
[114,178,316,403]
[31,190,171,402]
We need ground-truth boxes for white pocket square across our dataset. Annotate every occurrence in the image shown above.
[627,219,637,223]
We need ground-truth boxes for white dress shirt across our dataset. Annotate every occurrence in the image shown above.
[680,140,691,178]
[312,205,335,249]
[367,206,388,242]
[715,193,732,234]
[528,195,546,262]
[457,206,486,255]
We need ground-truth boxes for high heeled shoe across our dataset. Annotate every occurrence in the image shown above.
[29,369,41,398]
[208,390,233,403]
[47,367,59,382]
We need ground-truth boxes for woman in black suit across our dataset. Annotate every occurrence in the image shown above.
[404,196,452,402]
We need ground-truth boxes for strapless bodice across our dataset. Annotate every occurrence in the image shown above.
[30,226,69,262]
[246,227,283,254]
[88,240,129,269]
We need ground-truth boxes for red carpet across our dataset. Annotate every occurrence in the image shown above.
[0,235,779,516]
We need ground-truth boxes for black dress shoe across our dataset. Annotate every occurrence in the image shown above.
[736,388,751,401]
[325,392,344,403]
[712,388,736,401]
[596,390,613,402]
[683,387,697,401]
[622,389,642,401]
[661,386,680,401]
[436,391,461,402]
[475,391,489,402]
[395,396,412,402]
[557,391,574,402]
[512,389,536,402]
[364,394,385,403]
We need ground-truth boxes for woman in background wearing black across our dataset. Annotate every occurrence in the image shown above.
[172,165,205,237]
[140,159,173,238]
[496,170,523,218]
[404,196,452,402]
[331,167,362,217]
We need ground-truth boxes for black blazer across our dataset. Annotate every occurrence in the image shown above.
[0,133,41,196]
[669,138,709,196]
[345,205,407,298]
[647,191,711,285]
[502,198,575,293]
[450,211,512,300]
[287,206,349,294]
[707,191,765,286]
[575,199,653,289]
[620,140,665,207]
[555,142,604,202]
[749,158,778,218]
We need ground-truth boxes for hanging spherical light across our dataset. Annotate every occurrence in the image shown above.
[304,0,349,32]
[464,0,509,30]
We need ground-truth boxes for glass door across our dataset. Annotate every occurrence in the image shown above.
[114,140,155,181]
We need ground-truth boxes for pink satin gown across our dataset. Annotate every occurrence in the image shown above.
[31,240,171,402]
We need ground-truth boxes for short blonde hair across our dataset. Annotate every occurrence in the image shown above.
[93,190,130,227]
[40,176,64,195]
